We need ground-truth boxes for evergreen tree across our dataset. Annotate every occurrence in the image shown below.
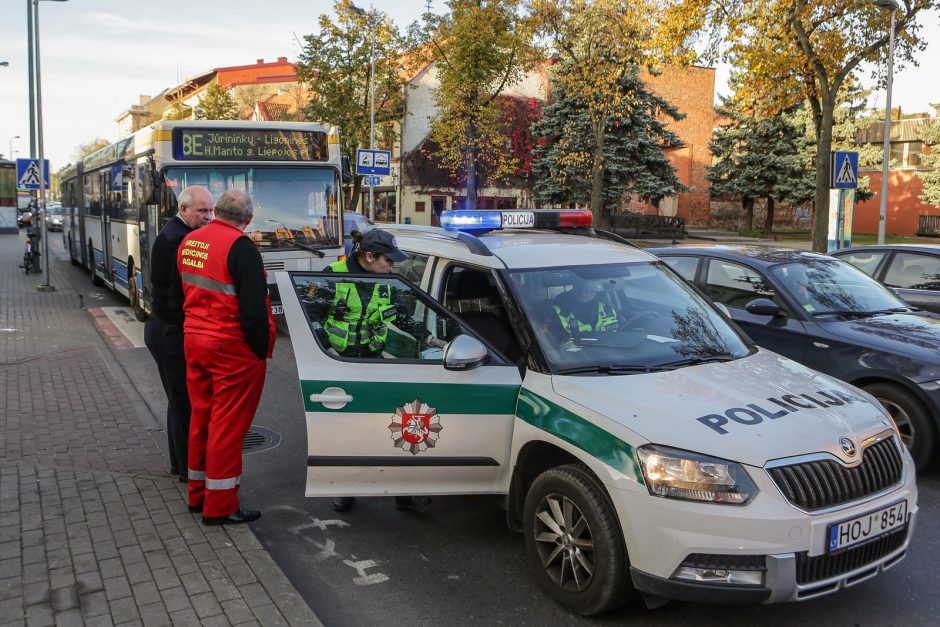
[919,111,940,208]
[195,82,239,120]
[706,101,806,234]
[532,62,687,222]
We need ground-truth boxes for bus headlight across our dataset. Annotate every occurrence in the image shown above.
[636,445,757,505]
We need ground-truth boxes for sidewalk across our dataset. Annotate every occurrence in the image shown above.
[0,232,320,626]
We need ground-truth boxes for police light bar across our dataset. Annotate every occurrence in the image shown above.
[440,209,593,233]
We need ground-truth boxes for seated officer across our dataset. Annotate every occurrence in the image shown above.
[552,281,620,339]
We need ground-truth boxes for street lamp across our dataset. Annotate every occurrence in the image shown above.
[874,0,900,245]
[349,2,377,221]
[9,136,20,161]
[30,0,69,291]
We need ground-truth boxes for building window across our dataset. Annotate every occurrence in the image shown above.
[415,201,426,213]
[888,141,926,168]
[360,190,397,223]
[907,141,924,167]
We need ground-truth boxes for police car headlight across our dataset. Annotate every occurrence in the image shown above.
[637,445,757,505]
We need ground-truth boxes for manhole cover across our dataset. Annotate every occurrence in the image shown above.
[242,425,281,454]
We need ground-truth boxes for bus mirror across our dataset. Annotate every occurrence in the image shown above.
[341,155,351,185]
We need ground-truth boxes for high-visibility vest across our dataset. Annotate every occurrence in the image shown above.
[325,259,396,353]
[553,301,618,336]
[178,219,274,353]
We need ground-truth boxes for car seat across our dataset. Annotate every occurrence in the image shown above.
[448,270,520,362]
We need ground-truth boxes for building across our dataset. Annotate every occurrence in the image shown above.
[384,60,716,227]
[853,114,938,236]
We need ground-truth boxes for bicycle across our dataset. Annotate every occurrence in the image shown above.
[22,228,39,274]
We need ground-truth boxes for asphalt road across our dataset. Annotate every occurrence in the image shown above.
[47,234,940,626]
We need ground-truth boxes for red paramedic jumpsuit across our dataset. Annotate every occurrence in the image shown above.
[178,219,275,518]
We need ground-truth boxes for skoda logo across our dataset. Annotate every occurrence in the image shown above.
[840,437,857,457]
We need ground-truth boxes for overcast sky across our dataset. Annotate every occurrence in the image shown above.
[0,1,937,170]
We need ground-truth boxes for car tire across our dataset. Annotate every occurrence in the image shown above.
[523,464,633,616]
[865,382,937,470]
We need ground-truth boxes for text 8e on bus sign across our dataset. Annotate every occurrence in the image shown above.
[356,149,391,176]
[831,151,859,190]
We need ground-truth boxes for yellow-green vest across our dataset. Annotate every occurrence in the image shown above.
[553,301,618,336]
[325,260,396,353]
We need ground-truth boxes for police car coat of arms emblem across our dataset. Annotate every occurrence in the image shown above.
[389,400,442,455]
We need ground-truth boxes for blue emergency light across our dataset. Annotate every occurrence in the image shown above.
[440,209,593,234]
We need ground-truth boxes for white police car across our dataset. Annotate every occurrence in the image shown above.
[276,210,917,615]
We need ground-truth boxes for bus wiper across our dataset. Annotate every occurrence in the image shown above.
[266,219,326,258]
[555,364,662,375]
[655,353,737,369]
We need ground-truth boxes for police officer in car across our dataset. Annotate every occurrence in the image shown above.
[552,280,621,339]
[323,228,443,512]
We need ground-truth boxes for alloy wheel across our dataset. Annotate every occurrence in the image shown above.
[878,397,914,450]
[532,493,596,592]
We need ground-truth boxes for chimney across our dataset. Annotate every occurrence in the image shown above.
[257,58,264,65]
[277,57,287,63]
[139,95,150,105]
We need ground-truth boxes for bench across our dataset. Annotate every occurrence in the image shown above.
[610,213,686,240]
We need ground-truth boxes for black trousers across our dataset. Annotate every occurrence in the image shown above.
[144,315,191,477]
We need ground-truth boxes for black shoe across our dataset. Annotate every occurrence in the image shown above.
[188,504,203,514]
[332,497,355,512]
[202,509,261,526]
[170,466,179,476]
[395,496,432,511]
[178,475,188,484]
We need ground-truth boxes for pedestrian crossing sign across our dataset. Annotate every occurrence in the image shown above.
[16,158,50,190]
[831,151,859,189]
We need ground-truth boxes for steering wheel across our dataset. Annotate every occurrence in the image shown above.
[621,311,662,329]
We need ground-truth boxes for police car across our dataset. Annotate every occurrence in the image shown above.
[276,210,918,615]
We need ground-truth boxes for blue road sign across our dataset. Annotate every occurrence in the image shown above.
[831,151,859,189]
[362,175,381,186]
[356,149,392,176]
[16,158,50,190]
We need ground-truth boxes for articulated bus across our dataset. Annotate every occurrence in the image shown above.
[61,120,346,320]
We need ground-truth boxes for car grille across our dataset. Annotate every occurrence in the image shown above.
[795,525,908,584]
[768,437,903,511]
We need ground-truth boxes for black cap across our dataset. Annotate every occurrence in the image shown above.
[358,229,408,262]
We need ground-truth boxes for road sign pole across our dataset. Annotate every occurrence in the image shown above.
[34,0,54,292]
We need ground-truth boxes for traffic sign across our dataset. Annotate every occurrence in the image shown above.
[362,175,381,186]
[831,151,859,189]
[16,158,50,190]
[356,149,391,176]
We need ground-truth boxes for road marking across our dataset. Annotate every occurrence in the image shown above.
[344,559,390,586]
[288,519,350,533]
[89,307,145,349]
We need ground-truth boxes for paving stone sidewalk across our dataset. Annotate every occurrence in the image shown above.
[0,232,320,626]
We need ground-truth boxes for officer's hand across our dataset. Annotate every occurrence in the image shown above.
[426,336,447,350]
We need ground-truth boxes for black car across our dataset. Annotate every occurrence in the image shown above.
[831,244,940,314]
[648,244,940,469]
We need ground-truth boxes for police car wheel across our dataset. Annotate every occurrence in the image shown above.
[866,382,936,470]
[523,464,632,616]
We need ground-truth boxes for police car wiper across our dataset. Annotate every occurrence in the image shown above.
[654,353,737,369]
[812,309,906,318]
[555,364,662,375]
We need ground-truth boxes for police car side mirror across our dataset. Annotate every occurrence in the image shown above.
[745,298,784,318]
[443,334,488,371]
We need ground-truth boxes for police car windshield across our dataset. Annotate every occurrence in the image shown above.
[507,262,751,374]
[769,260,907,316]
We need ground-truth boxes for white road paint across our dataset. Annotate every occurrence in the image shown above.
[271,504,390,585]
[101,307,145,347]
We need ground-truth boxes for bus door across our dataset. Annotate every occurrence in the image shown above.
[100,169,114,285]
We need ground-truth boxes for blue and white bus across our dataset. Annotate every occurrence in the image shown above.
[61,120,347,319]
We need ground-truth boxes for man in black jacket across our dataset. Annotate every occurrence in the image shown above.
[144,185,214,482]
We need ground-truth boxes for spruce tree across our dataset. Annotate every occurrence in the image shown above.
[195,82,239,121]
[532,62,687,222]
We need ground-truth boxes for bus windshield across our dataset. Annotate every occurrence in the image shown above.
[163,166,341,250]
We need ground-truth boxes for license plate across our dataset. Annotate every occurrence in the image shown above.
[501,211,535,229]
[271,304,284,315]
[828,500,907,553]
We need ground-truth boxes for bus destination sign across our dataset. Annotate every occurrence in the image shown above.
[173,129,329,162]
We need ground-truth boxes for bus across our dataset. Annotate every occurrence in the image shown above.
[61,120,346,320]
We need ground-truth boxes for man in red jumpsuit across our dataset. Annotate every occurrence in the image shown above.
[178,190,275,525]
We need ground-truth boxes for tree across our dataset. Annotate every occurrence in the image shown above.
[706,103,806,234]
[532,62,687,218]
[163,97,193,121]
[661,0,936,251]
[195,82,240,120]
[427,0,533,210]
[296,0,413,213]
[531,0,659,218]
[919,109,940,207]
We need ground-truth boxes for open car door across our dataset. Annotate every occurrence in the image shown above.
[277,271,522,498]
